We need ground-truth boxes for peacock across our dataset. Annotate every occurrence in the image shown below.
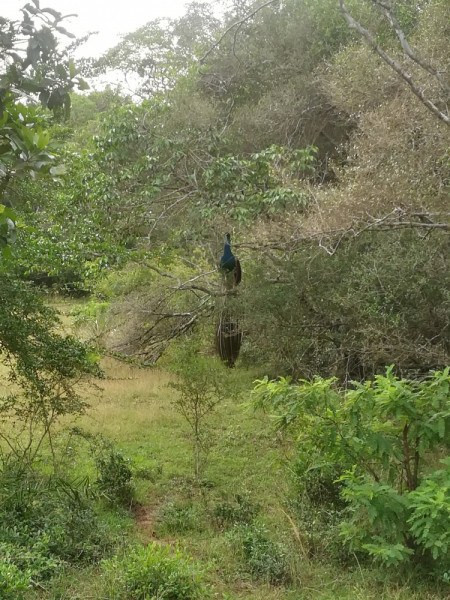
[220,233,242,286]
[216,233,243,366]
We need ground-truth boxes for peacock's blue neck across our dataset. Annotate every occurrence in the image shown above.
[222,242,233,261]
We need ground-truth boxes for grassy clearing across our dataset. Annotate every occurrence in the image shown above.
[23,358,447,599]
[2,300,448,599]
[75,357,285,510]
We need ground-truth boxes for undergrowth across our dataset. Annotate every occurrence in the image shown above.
[7,355,450,600]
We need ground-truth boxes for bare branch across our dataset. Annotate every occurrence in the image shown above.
[173,283,233,297]
[339,0,450,126]
[371,0,450,94]
[198,0,280,68]
[234,208,450,256]
[318,229,348,256]
[140,261,182,288]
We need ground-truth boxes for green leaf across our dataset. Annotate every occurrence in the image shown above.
[1,245,12,258]
[0,206,18,221]
[77,78,90,91]
[68,58,77,78]
[24,3,38,15]
[41,7,62,19]
[55,26,75,38]
[56,64,68,80]
[34,129,50,150]
[21,125,34,148]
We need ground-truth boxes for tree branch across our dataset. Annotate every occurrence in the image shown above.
[198,0,280,68]
[339,0,450,126]
[371,0,450,95]
[403,423,413,492]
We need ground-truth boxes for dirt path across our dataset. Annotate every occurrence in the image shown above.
[133,504,160,543]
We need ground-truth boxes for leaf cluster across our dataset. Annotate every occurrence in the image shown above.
[0,459,114,588]
[0,2,89,255]
[0,275,101,462]
[102,543,209,600]
[252,367,450,568]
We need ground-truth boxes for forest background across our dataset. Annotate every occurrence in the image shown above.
[3,0,450,598]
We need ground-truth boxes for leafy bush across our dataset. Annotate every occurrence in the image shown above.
[343,458,450,568]
[0,558,31,600]
[157,501,203,535]
[252,367,450,569]
[293,456,347,510]
[0,539,64,582]
[0,275,101,467]
[408,459,450,560]
[0,460,113,582]
[95,449,135,507]
[102,543,209,600]
[213,494,260,529]
[226,524,289,584]
[291,455,351,562]
[70,430,135,506]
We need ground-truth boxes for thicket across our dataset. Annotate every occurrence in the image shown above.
[0,460,114,597]
[102,543,209,600]
[225,523,290,584]
[3,0,450,594]
[253,367,450,573]
[8,0,447,383]
[0,7,124,596]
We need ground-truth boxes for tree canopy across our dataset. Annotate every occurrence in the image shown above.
[3,0,450,380]
[4,0,450,592]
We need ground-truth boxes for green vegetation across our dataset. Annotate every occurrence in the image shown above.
[102,543,208,600]
[253,367,450,568]
[168,341,239,478]
[3,0,450,597]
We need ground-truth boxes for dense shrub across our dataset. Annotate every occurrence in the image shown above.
[293,457,347,510]
[102,543,209,600]
[226,524,290,584]
[241,230,450,381]
[291,455,351,562]
[0,539,64,584]
[157,501,203,535]
[253,367,450,571]
[95,449,135,507]
[212,494,260,529]
[0,461,113,583]
[0,558,31,600]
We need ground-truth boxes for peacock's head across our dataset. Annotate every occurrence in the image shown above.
[226,232,231,242]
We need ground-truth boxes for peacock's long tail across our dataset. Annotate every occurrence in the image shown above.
[234,257,242,286]
[216,312,243,367]
[216,233,243,366]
